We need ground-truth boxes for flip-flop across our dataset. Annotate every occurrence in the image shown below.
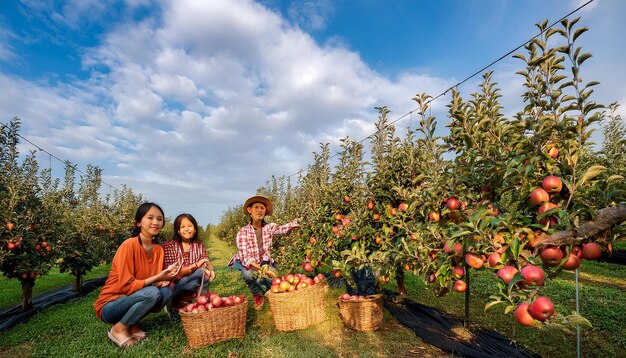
[108,329,137,348]
[131,330,146,341]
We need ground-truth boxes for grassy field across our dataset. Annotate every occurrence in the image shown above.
[0,238,624,357]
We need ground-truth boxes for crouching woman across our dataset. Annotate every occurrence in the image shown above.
[94,202,180,348]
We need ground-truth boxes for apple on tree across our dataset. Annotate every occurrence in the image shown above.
[529,187,549,206]
[465,253,484,269]
[581,242,602,260]
[540,245,564,266]
[521,265,545,286]
[542,175,563,193]
[453,280,467,293]
[497,266,519,285]
[514,302,537,327]
[529,296,555,322]
[446,196,460,210]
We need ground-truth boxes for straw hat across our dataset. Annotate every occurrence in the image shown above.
[243,195,273,216]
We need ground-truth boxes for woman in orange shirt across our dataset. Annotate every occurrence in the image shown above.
[94,202,181,348]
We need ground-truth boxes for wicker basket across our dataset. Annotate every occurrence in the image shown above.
[338,294,384,331]
[179,301,248,348]
[265,281,328,331]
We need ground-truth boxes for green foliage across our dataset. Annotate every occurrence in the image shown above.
[0,117,145,308]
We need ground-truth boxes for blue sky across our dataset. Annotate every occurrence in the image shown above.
[1,0,624,226]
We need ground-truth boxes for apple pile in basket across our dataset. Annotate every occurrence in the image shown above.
[269,273,326,293]
[179,292,247,313]
[339,293,376,301]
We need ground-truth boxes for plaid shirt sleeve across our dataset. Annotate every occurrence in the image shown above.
[162,240,179,269]
[259,220,299,263]
[190,241,208,264]
[236,224,259,268]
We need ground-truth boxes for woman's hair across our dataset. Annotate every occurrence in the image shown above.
[171,213,199,243]
[131,202,165,237]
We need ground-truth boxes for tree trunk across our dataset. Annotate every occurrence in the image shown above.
[21,280,33,311]
[534,205,626,247]
[74,269,82,293]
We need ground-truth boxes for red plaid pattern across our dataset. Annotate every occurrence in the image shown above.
[162,240,208,269]
[229,220,298,268]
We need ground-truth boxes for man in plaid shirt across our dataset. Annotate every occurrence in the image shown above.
[228,195,299,309]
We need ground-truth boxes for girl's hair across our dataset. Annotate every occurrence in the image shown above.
[171,213,199,243]
[131,202,165,237]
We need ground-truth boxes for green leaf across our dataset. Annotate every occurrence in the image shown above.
[577,165,607,187]
[572,26,588,42]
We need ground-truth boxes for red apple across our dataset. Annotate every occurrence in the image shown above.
[389,207,397,216]
[542,175,563,193]
[447,197,460,210]
[7,242,15,250]
[375,236,382,244]
[6,221,14,231]
[497,266,519,285]
[562,254,581,270]
[514,302,537,327]
[521,265,545,286]
[453,280,467,293]
[529,296,555,322]
[398,202,408,211]
[223,297,234,306]
[373,213,381,221]
[302,261,313,272]
[343,195,350,203]
[571,246,582,258]
[427,272,437,283]
[452,265,465,279]
[367,200,375,210]
[335,213,342,221]
[540,245,564,266]
[465,253,484,269]
[488,252,503,268]
[340,293,350,301]
[428,211,441,222]
[196,294,209,305]
[184,303,195,312]
[529,187,549,206]
[452,242,463,257]
[538,202,559,215]
[549,147,559,159]
[211,296,223,308]
[581,242,602,260]
[309,236,316,244]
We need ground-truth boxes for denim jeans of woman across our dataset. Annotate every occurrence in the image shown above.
[101,285,171,326]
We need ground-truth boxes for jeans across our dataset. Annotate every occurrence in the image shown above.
[233,261,273,295]
[171,268,209,301]
[101,285,171,326]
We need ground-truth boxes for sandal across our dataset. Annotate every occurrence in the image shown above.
[108,329,137,348]
[130,325,146,341]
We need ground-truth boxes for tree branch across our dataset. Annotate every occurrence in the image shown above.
[534,205,626,247]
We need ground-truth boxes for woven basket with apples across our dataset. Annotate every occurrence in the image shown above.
[265,273,328,331]
[337,293,384,331]
[178,272,248,349]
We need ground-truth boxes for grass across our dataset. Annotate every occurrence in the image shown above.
[0,237,624,357]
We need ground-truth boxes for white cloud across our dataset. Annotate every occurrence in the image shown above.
[2,0,624,225]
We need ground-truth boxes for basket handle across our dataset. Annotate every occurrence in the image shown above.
[196,265,205,298]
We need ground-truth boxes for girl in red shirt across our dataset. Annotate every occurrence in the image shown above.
[162,213,215,309]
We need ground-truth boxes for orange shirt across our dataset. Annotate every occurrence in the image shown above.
[94,237,164,320]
